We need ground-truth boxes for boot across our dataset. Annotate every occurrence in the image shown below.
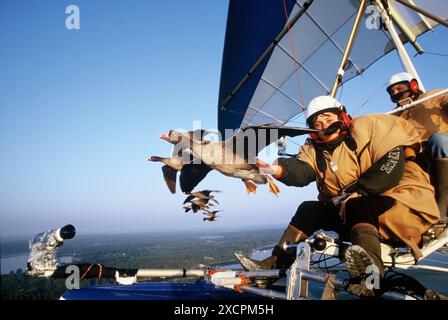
[345,223,384,297]
[430,159,448,224]
[349,223,385,276]
[235,224,307,271]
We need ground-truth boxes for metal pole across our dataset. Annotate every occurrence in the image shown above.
[330,0,368,97]
[407,0,433,31]
[386,88,448,114]
[241,285,289,300]
[394,0,448,28]
[219,0,314,111]
[388,5,424,54]
[287,268,417,300]
[241,270,285,278]
[410,264,448,273]
[374,0,426,92]
[136,269,205,278]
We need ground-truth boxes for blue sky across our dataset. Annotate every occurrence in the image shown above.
[1,1,447,238]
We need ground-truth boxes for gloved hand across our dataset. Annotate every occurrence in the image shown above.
[256,158,284,179]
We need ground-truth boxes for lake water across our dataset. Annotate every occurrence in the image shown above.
[1,254,28,274]
[1,254,74,274]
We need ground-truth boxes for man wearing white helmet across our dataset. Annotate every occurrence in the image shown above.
[236,95,439,297]
[387,72,448,224]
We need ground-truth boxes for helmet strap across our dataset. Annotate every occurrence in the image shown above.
[390,81,421,105]
[309,110,352,142]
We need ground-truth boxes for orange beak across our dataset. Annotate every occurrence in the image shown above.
[159,132,170,142]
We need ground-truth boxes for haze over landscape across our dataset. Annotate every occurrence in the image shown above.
[1,1,447,239]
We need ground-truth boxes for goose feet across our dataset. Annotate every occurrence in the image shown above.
[243,180,257,194]
[266,176,280,197]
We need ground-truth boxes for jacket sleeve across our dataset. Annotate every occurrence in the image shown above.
[275,157,316,187]
[347,146,405,195]
[441,92,448,111]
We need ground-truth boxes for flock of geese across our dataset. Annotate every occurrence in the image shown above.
[183,190,221,222]
[149,125,321,221]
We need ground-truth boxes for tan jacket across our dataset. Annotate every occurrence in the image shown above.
[397,89,448,141]
[297,114,439,258]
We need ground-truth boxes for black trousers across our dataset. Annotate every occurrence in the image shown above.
[289,195,396,241]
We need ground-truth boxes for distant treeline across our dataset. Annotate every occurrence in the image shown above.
[1,228,281,300]
[1,269,114,300]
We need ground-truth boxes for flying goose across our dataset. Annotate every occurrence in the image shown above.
[159,125,320,196]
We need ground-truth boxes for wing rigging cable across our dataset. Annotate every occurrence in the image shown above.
[218,0,448,133]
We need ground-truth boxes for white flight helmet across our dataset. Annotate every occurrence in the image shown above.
[306,95,343,126]
[386,72,421,104]
[387,72,414,92]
